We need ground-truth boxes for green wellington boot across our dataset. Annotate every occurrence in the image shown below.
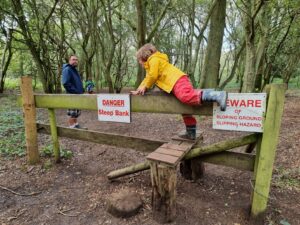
[202,89,228,111]
[178,125,196,140]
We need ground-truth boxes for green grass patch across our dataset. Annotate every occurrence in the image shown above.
[0,96,74,160]
[0,96,26,157]
[4,78,43,91]
[41,144,73,159]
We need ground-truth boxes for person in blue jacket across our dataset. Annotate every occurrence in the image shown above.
[62,55,86,129]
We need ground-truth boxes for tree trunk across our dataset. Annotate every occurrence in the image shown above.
[95,48,101,92]
[253,4,269,92]
[254,36,267,92]
[56,4,66,94]
[11,0,58,93]
[200,0,226,88]
[135,0,146,88]
[104,44,116,93]
[241,15,256,92]
[241,0,265,92]
[189,0,217,86]
[0,29,13,93]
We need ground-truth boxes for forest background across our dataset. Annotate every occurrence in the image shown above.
[1,0,300,94]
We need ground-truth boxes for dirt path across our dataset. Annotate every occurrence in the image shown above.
[0,94,299,225]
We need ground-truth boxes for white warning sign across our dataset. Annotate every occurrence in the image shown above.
[97,94,131,123]
[213,93,267,132]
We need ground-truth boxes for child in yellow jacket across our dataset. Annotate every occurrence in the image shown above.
[131,43,227,140]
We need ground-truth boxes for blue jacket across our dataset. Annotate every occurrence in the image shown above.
[62,64,84,94]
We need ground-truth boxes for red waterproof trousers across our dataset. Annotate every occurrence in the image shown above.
[172,75,202,126]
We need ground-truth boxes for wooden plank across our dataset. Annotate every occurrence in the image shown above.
[17,94,213,116]
[251,84,286,217]
[179,141,196,148]
[169,140,181,145]
[37,123,165,152]
[171,136,195,143]
[155,148,183,157]
[147,152,178,165]
[148,140,195,166]
[160,143,191,152]
[20,76,39,164]
[172,142,195,164]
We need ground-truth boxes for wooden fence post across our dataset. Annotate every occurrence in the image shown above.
[251,84,286,217]
[20,76,39,164]
[150,162,177,223]
[48,109,60,162]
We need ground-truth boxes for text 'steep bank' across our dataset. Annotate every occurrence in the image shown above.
[97,94,131,123]
[213,93,267,133]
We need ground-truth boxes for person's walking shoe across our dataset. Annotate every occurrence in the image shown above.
[178,125,196,140]
[69,124,88,130]
[74,124,88,130]
[201,89,228,111]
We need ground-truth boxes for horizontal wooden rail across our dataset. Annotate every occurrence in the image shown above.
[37,123,256,176]
[18,93,213,115]
[200,151,255,171]
[37,123,166,152]
[107,133,258,179]
[107,152,255,180]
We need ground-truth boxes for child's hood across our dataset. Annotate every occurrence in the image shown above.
[149,51,169,62]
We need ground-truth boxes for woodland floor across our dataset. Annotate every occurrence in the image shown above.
[0,90,299,225]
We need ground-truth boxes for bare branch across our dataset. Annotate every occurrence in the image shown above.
[146,0,172,43]
[0,185,41,196]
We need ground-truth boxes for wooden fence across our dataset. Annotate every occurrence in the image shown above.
[18,76,286,222]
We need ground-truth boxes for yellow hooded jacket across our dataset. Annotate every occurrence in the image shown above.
[139,51,185,93]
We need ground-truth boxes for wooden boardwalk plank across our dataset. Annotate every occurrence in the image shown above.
[155,148,183,157]
[160,143,190,152]
[147,131,204,166]
[179,142,195,148]
[147,152,178,165]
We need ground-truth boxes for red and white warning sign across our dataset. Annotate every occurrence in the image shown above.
[213,93,267,132]
[97,94,131,123]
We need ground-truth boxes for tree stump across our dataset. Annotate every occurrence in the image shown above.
[107,188,142,218]
[150,162,177,223]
